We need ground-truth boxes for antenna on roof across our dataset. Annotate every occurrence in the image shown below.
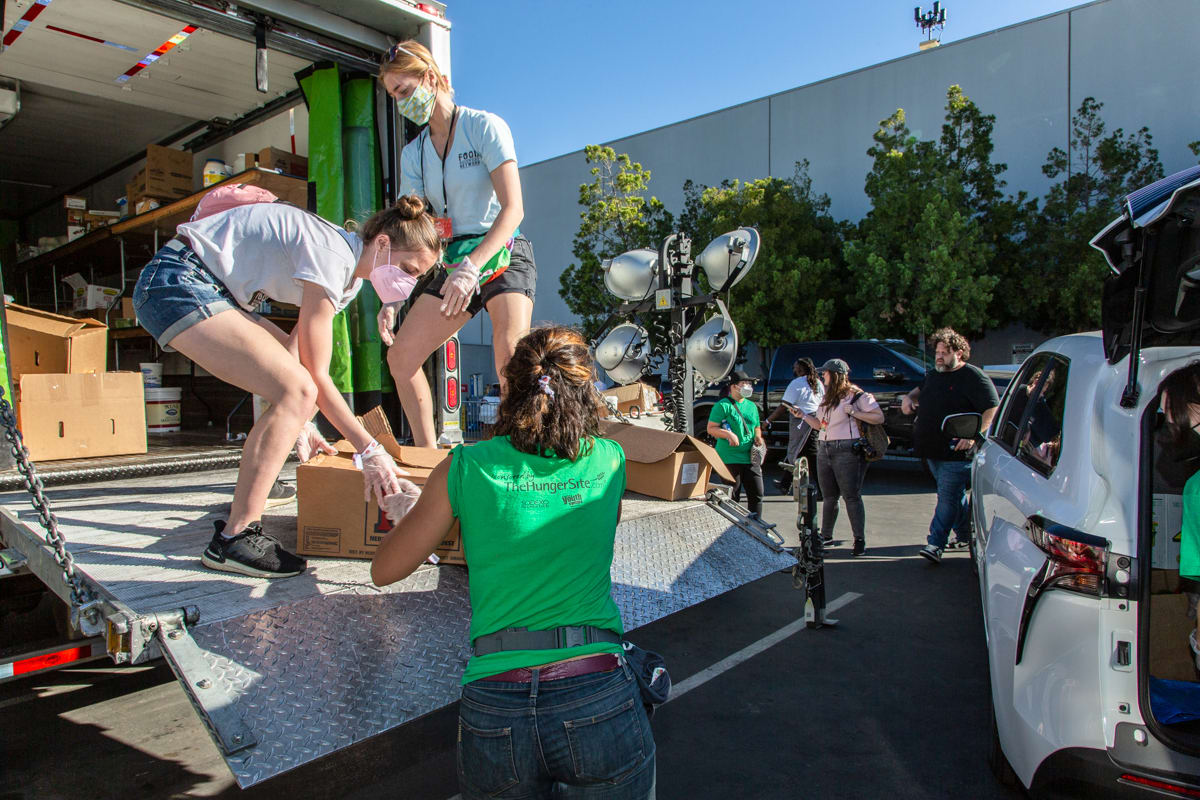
[914,2,948,51]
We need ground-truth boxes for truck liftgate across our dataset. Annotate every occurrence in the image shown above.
[0,460,793,786]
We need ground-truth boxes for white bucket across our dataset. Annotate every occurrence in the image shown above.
[145,386,182,433]
[139,362,163,388]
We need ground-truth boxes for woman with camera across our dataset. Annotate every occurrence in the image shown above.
[370,325,655,799]
[795,359,884,556]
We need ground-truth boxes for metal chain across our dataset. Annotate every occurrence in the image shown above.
[0,384,92,607]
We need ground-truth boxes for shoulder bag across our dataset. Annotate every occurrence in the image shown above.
[852,390,890,462]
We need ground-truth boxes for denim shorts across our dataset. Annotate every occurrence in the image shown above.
[132,239,240,351]
[420,235,537,318]
[458,660,656,799]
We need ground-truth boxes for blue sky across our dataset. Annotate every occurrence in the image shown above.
[444,0,1084,166]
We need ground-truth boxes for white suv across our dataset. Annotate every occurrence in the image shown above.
[973,165,1200,798]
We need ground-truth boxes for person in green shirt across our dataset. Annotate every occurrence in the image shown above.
[707,369,765,517]
[371,325,655,800]
[1159,363,1200,671]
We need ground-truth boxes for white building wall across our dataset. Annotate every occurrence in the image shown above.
[511,0,1199,348]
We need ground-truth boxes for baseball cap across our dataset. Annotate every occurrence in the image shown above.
[819,358,849,375]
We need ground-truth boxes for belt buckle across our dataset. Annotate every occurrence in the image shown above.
[557,627,587,649]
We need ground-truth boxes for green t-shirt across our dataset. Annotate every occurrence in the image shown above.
[1181,472,1200,580]
[708,396,760,464]
[447,435,626,684]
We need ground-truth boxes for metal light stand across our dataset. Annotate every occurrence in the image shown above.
[790,457,836,627]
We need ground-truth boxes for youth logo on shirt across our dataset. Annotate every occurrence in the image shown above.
[458,150,482,169]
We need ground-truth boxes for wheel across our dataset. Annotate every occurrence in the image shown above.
[692,413,716,446]
[988,692,1024,791]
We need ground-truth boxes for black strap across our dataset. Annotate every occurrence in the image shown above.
[473,625,622,656]
[419,104,460,218]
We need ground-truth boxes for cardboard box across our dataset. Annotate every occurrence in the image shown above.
[599,419,733,501]
[5,303,107,381]
[601,382,657,416]
[61,273,120,312]
[16,372,147,461]
[63,195,87,211]
[119,297,137,321]
[258,147,308,179]
[144,144,194,199]
[295,406,461,561]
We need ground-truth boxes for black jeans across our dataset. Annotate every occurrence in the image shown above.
[725,462,763,516]
[816,439,869,543]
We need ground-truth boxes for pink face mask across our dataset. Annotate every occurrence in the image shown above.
[368,246,419,304]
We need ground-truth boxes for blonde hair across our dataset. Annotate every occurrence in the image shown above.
[380,40,451,94]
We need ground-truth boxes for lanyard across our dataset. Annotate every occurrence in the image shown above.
[419,104,460,218]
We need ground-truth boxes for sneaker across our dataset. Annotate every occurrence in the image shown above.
[851,539,865,557]
[821,533,835,545]
[201,520,306,578]
[1189,630,1200,673]
[263,479,298,510]
[919,544,944,564]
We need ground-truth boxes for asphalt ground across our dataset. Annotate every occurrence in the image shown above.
[0,460,1023,800]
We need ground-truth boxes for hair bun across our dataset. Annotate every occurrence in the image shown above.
[393,193,427,220]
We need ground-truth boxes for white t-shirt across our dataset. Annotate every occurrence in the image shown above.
[177,203,363,312]
[782,378,823,415]
[399,106,517,236]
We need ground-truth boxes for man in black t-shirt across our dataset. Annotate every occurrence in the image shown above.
[900,328,999,564]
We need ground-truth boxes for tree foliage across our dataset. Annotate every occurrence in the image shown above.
[1019,97,1164,333]
[679,162,844,348]
[843,87,1000,340]
[558,145,674,336]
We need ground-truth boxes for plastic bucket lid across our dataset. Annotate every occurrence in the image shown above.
[145,387,182,401]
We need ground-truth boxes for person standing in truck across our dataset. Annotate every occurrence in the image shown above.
[376,40,536,446]
[133,195,434,578]
[371,325,655,799]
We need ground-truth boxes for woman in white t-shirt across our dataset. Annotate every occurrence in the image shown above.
[376,40,536,446]
[132,195,438,579]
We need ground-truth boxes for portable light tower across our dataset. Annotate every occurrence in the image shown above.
[914,2,948,50]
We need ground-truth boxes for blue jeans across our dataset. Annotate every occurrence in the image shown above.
[458,661,656,799]
[132,239,240,351]
[926,459,972,548]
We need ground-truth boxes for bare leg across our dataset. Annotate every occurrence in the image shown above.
[385,294,471,447]
[168,309,317,533]
[484,292,534,397]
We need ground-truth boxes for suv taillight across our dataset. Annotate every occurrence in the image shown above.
[1015,516,1110,664]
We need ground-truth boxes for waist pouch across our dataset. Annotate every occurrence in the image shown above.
[444,230,517,285]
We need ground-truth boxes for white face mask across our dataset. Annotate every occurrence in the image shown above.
[738,384,754,399]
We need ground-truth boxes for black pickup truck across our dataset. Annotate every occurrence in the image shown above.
[692,339,934,458]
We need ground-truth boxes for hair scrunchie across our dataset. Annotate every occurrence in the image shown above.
[537,375,555,398]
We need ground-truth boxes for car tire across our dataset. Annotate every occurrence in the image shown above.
[988,693,1024,791]
[693,412,716,446]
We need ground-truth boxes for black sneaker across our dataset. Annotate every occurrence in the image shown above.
[851,539,866,557]
[821,533,835,545]
[201,520,306,578]
[263,479,298,510]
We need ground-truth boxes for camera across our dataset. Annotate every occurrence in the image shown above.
[852,437,879,459]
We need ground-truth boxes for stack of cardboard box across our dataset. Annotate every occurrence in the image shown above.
[5,304,147,461]
[126,144,194,214]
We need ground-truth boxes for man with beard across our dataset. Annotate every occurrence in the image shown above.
[900,328,999,564]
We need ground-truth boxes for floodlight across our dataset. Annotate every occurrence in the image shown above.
[695,228,760,293]
[685,309,738,384]
[602,248,659,302]
[595,321,650,385]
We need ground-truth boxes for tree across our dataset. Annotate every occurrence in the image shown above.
[1191,140,1200,162]
[843,90,1000,341]
[558,145,674,336]
[1021,97,1164,333]
[679,161,844,352]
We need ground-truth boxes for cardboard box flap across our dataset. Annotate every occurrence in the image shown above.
[391,445,450,469]
[359,406,393,439]
[599,420,734,483]
[602,383,649,403]
[5,303,106,337]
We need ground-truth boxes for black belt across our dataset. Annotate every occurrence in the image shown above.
[472,625,621,656]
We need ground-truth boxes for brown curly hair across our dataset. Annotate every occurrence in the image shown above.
[360,194,441,254]
[494,326,606,461]
[930,327,971,361]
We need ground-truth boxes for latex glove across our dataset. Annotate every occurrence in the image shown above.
[440,256,480,318]
[379,479,422,523]
[377,302,401,347]
[295,420,338,463]
[355,441,409,507]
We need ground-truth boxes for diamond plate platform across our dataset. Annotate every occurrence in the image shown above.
[0,470,793,787]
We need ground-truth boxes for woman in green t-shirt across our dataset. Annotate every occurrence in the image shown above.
[1159,363,1200,670]
[707,369,765,517]
[371,325,655,799]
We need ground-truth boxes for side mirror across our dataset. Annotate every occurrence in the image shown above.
[873,366,904,382]
[942,412,983,441]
